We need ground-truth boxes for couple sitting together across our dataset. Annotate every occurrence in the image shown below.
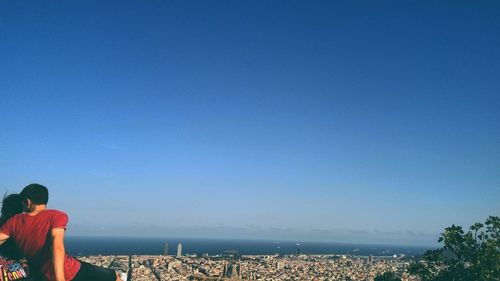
[0,183,127,281]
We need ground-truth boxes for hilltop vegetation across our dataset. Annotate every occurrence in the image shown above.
[409,216,500,281]
[375,216,499,281]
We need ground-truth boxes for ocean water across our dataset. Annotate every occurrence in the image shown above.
[65,236,431,257]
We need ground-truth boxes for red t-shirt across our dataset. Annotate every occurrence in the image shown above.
[0,209,81,281]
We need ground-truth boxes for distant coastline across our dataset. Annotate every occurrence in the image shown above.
[65,236,432,257]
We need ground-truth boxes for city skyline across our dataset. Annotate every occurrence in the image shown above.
[1,1,499,246]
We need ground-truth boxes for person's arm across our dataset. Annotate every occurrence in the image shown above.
[0,218,12,246]
[51,228,66,281]
[0,233,9,246]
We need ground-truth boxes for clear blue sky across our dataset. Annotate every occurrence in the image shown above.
[1,1,499,246]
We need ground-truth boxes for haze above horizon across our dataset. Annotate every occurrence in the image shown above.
[1,1,499,246]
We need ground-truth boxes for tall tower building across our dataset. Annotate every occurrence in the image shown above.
[177,242,182,257]
[163,242,169,255]
[237,260,241,279]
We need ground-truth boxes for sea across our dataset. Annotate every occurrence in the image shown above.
[65,236,432,257]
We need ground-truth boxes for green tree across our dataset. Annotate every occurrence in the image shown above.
[409,216,500,281]
[374,271,401,281]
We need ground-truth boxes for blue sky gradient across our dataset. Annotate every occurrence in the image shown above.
[1,1,499,245]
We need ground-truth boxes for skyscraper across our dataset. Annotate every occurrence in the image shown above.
[177,242,182,257]
[163,242,168,256]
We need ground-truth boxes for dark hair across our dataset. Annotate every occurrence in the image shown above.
[0,194,24,259]
[20,183,49,205]
[0,193,23,226]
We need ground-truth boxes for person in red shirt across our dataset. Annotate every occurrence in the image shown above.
[0,184,126,281]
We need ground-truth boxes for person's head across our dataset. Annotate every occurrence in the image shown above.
[0,193,23,225]
[20,183,49,212]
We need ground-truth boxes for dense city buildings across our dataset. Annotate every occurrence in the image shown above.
[78,253,420,281]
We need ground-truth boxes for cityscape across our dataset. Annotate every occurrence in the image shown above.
[78,242,419,281]
[2,1,498,280]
